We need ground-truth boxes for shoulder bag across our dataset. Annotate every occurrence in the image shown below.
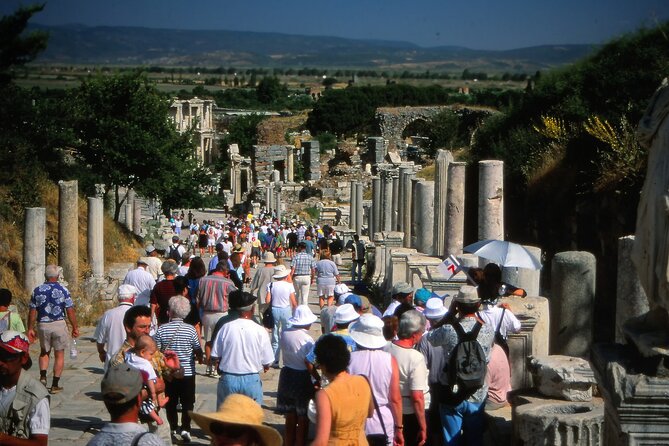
[161,323,186,381]
[360,375,389,446]
[262,283,275,329]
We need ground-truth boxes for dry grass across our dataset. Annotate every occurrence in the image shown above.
[416,163,435,180]
[0,180,141,323]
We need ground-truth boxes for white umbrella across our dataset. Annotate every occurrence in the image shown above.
[463,240,542,270]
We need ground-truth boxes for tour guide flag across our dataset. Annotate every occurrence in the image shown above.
[437,255,461,280]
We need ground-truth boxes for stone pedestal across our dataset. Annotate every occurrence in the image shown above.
[413,180,435,255]
[529,355,597,401]
[478,160,504,241]
[401,169,416,248]
[616,236,649,343]
[133,198,142,237]
[59,180,79,290]
[433,150,453,257]
[445,161,466,256]
[513,393,604,446]
[406,255,443,291]
[24,207,46,293]
[550,251,596,357]
[87,198,104,278]
[371,232,387,286]
[592,343,669,445]
[503,245,542,297]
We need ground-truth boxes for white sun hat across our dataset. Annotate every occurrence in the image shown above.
[423,297,448,319]
[334,303,360,324]
[288,305,317,326]
[273,265,290,279]
[349,314,388,349]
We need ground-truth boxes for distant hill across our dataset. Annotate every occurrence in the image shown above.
[29,24,597,72]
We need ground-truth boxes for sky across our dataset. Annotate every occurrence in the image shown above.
[3,0,669,50]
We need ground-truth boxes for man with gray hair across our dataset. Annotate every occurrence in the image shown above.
[95,284,138,369]
[27,264,79,394]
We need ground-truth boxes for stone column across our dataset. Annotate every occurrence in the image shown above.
[550,251,596,357]
[58,180,79,290]
[382,170,393,232]
[445,162,466,256]
[234,167,242,203]
[478,160,504,241]
[24,207,46,293]
[433,150,454,257]
[355,182,364,236]
[502,245,542,296]
[125,189,135,232]
[349,181,357,230]
[286,146,294,182]
[402,170,416,248]
[371,177,381,236]
[413,180,435,255]
[275,190,282,222]
[391,171,399,230]
[616,235,649,343]
[265,185,272,211]
[87,197,104,278]
[133,198,142,237]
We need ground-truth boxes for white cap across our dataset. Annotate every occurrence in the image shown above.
[334,304,360,324]
[288,305,317,326]
[423,297,447,319]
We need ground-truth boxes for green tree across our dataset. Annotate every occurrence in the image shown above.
[222,113,267,157]
[71,72,212,220]
[256,76,287,104]
[0,4,48,85]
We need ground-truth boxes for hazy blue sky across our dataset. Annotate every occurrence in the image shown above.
[3,0,669,50]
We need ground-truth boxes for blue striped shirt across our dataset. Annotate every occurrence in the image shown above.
[154,320,201,377]
[291,252,315,276]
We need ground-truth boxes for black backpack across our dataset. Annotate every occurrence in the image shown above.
[168,244,182,262]
[444,321,487,404]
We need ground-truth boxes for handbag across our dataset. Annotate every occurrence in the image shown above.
[360,375,389,446]
[262,283,275,329]
[161,323,186,381]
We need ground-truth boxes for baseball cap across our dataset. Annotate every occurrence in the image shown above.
[392,282,413,296]
[101,364,144,405]
[0,330,30,354]
[455,285,480,304]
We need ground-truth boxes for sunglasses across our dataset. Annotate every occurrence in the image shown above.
[210,422,250,439]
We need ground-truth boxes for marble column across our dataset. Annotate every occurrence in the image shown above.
[371,177,381,236]
[397,166,411,234]
[355,182,364,236]
[87,197,104,278]
[382,170,393,232]
[286,146,294,182]
[133,198,142,237]
[502,245,542,296]
[616,235,649,343]
[265,185,272,212]
[275,190,282,222]
[125,189,135,232]
[478,160,504,241]
[349,181,357,230]
[413,180,435,255]
[391,171,399,230]
[234,167,242,203]
[402,170,416,248]
[445,162,466,256]
[24,207,46,293]
[550,251,596,357]
[433,150,454,257]
[59,180,79,290]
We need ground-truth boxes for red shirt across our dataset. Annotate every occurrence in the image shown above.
[150,279,177,325]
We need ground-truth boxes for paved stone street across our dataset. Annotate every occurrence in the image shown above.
[38,251,353,445]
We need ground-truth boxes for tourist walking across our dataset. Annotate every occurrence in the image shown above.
[314,251,340,309]
[27,264,79,394]
[124,258,156,307]
[290,242,315,306]
[250,251,277,317]
[351,234,366,282]
[141,245,164,281]
[150,261,179,327]
[95,284,138,368]
[265,265,297,367]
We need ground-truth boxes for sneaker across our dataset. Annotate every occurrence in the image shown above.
[180,430,192,443]
[39,376,47,387]
[171,431,180,442]
[49,385,63,394]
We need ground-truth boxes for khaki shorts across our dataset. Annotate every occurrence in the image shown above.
[38,319,70,352]
[202,311,227,343]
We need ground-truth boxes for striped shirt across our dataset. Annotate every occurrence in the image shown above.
[291,252,315,276]
[196,273,237,313]
[154,320,202,377]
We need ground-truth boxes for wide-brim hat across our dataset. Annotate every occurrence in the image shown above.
[392,281,414,296]
[189,394,282,446]
[349,314,387,349]
[273,265,290,279]
[455,285,480,304]
[424,297,447,319]
[334,303,360,324]
[288,305,317,326]
[145,245,156,254]
[262,252,277,263]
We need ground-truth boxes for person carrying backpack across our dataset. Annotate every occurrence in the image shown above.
[167,236,186,265]
[0,289,25,334]
[426,285,494,446]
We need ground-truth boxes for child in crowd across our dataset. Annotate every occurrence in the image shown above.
[124,335,167,425]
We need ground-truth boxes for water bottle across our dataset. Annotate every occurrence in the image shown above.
[70,340,78,360]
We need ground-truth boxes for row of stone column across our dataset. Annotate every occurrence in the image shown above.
[369,155,504,258]
[349,182,364,235]
[24,180,106,295]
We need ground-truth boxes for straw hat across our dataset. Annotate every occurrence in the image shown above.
[288,305,317,326]
[349,314,387,349]
[262,252,277,263]
[189,394,282,446]
[455,285,480,304]
[273,265,290,280]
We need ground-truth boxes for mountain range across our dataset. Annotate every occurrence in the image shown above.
[30,24,597,72]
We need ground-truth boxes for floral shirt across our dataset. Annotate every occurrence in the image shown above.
[29,282,74,323]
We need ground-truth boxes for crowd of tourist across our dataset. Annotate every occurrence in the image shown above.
[0,209,524,446]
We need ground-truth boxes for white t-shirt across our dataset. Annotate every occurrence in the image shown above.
[124,352,157,381]
[267,281,295,308]
[211,318,274,374]
[222,241,233,255]
[382,300,401,317]
[123,267,156,307]
[477,305,521,338]
[280,328,314,370]
[387,343,431,413]
[0,384,50,436]
[95,303,133,366]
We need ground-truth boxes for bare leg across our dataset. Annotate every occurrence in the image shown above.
[53,349,64,378]
[39,349,50,373]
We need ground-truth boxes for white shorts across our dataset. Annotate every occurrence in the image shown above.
[317,283,336,297]
[202,311,227,342]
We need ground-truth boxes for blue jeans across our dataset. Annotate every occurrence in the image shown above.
[271,306,292,363]
[439,400,485,446]
[217,373,263,408]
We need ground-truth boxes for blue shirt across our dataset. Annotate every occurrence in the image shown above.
[306,331,357,364]
[30,282,74,323]
[291,252,315,276]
